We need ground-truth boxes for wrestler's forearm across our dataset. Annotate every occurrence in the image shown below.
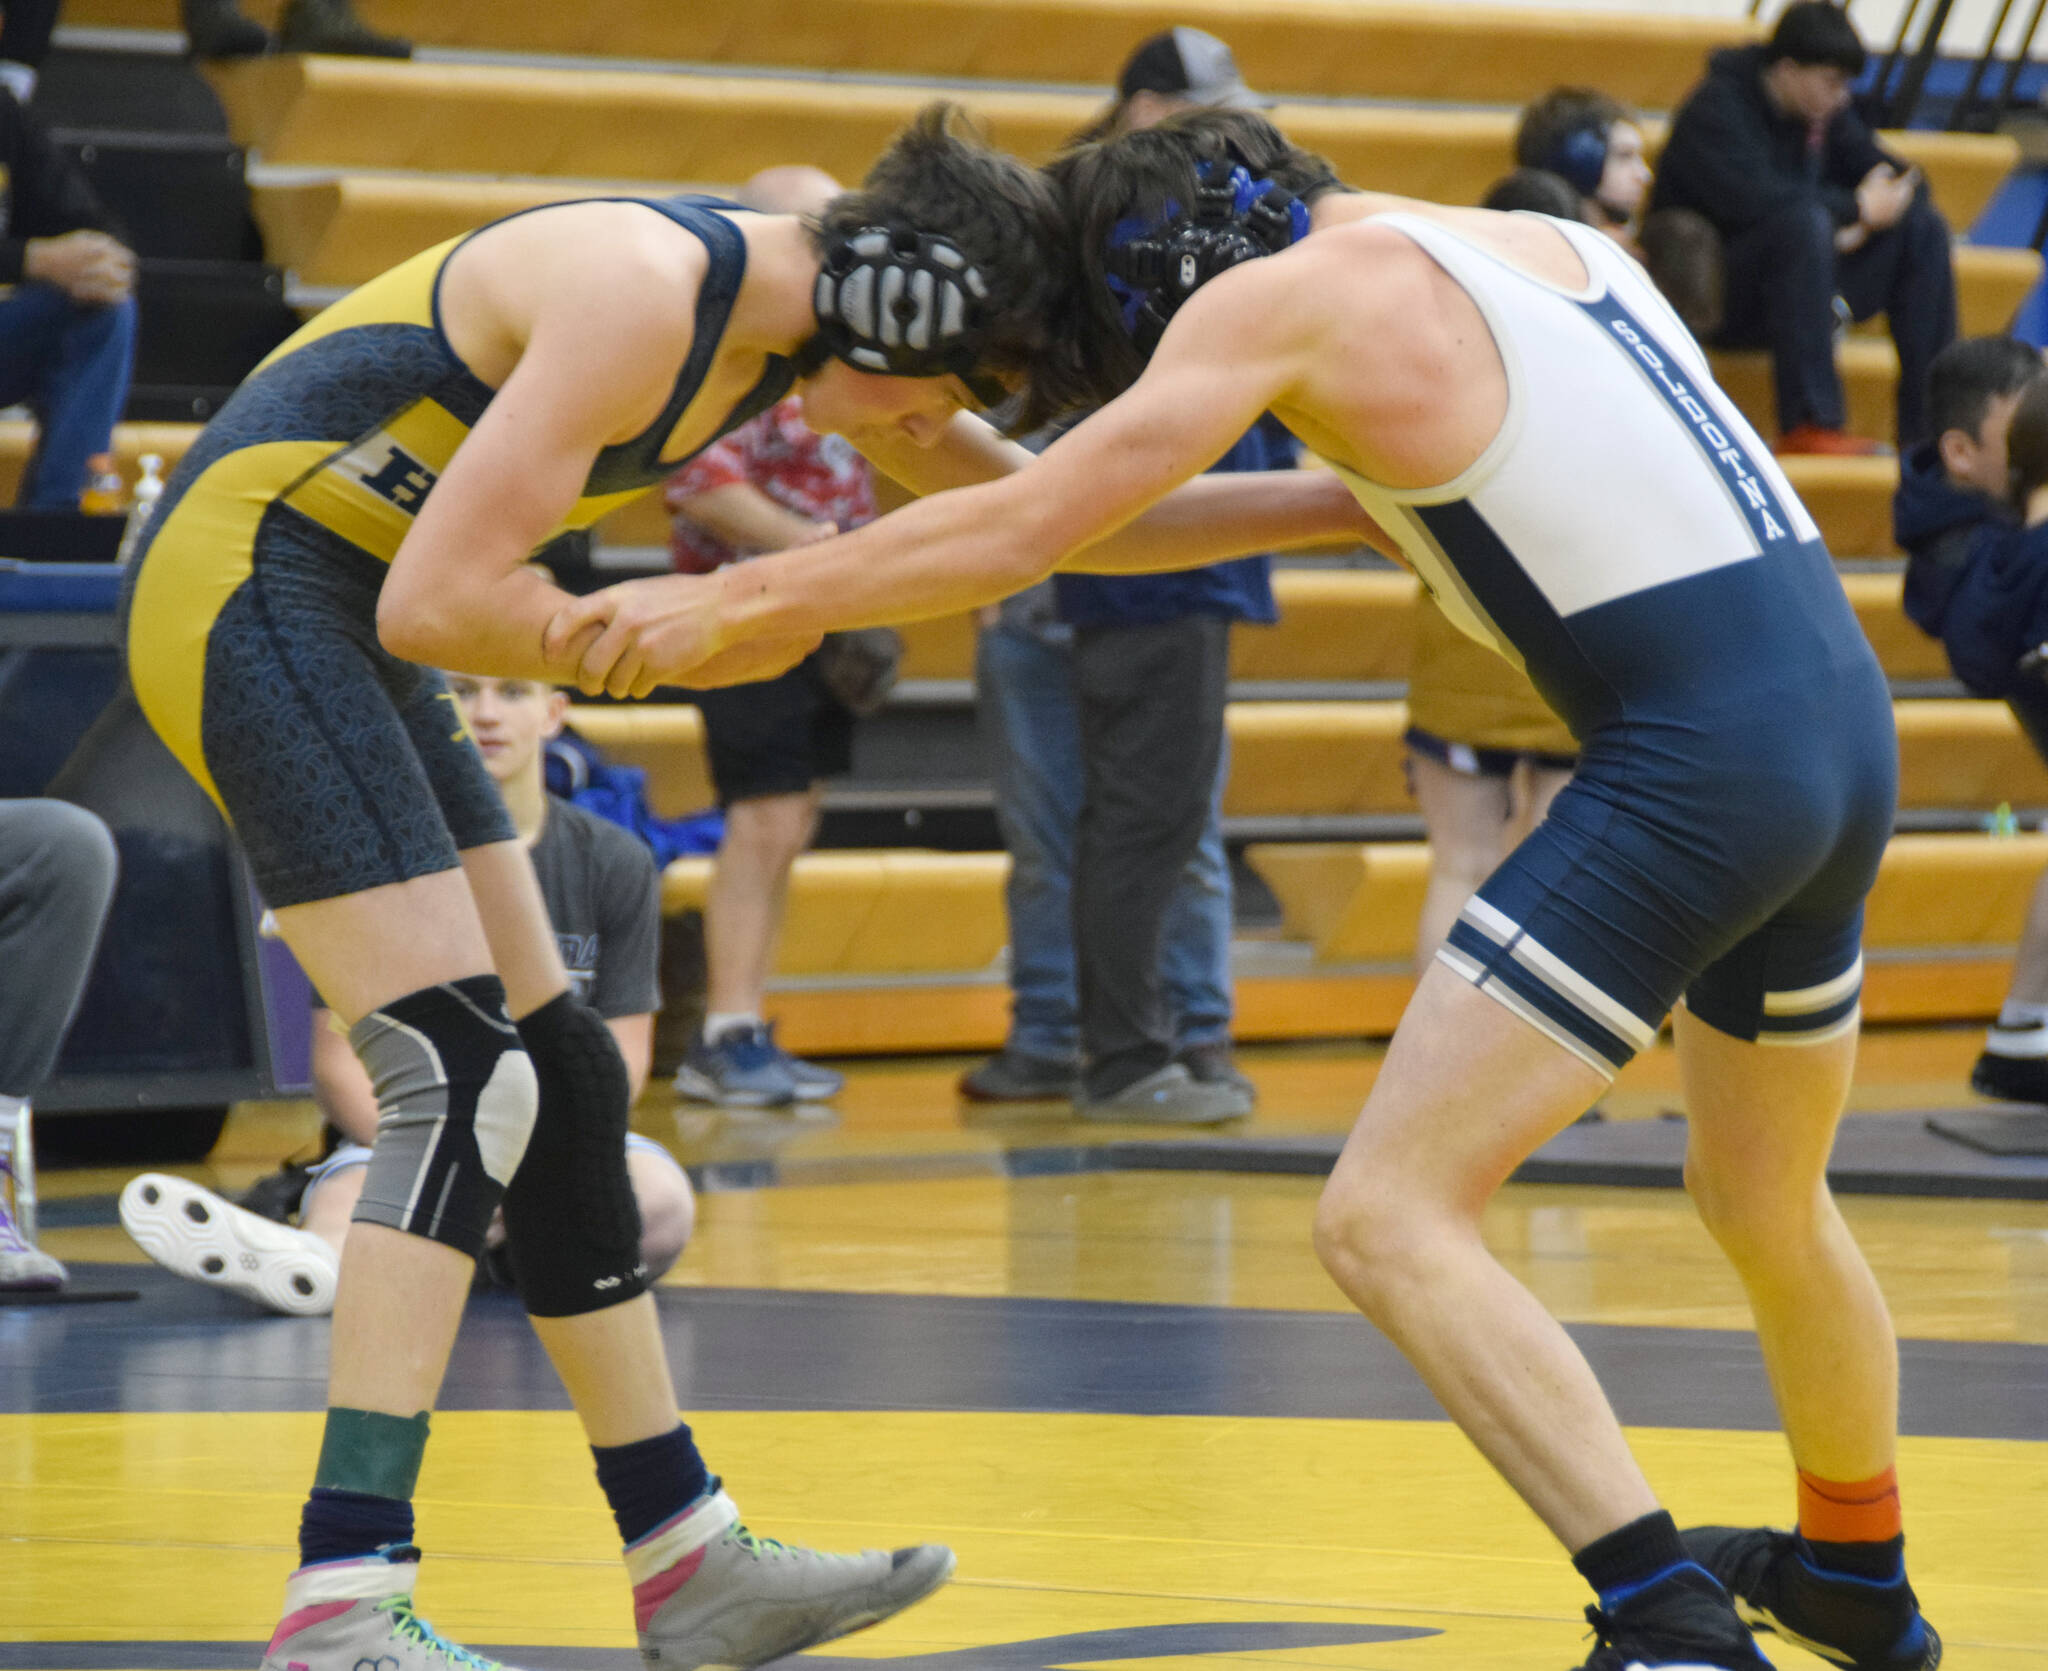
[1064,470,1371,573]
[713,481,1056,640]
[380,559,596,683]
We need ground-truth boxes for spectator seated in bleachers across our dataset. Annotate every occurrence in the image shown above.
[120,670,695,1316]
[0,90,136,510]
[1948,371,2048,699]
[1895,335,2042,647]
[0,797,117,1291]
[1512,88,1652,247]
[1892,333,2048,1107]
[1652,0,1956,457]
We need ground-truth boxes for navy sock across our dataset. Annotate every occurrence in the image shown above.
[1573,1510,1697,1612]
[1804,1532,1905,1582]
[298,1485,415,1568]
[592,1424,712,1545]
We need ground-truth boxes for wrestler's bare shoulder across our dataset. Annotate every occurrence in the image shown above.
[441,200,710,383]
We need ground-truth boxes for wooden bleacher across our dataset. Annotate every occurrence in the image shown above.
[567,697,2048,827]
[62,0,2047,1053]
[61,0,1758,109]
[209,55,2022,303]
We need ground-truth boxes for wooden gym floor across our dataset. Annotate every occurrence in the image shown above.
[4,1025,2045,1668]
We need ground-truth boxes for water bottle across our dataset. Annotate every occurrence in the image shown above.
[115,453,165,565]
[80,452,125,515]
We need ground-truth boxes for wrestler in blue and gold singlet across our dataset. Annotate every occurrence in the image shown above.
[124,197,790,909]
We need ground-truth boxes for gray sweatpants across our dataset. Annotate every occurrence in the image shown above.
[0,799,117,1096]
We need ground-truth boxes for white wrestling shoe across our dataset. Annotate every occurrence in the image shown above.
[630,1486,955,1669]
[120,1171,338,1316]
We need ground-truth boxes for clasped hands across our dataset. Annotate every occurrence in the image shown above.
[543,571,821,699]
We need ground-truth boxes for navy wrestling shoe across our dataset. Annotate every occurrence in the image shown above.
[1576,1565,1772,1670]
[1683,1527,1940,1671]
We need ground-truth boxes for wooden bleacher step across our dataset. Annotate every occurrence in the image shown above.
[60,0,1762,109]
[569,695,2048,827]
[213,55,2016,249]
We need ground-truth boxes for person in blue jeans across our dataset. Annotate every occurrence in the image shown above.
[0,89,137,508]
[963,415,1291,1122]
[960,28,1288,1124]
[965,580,1238,1101]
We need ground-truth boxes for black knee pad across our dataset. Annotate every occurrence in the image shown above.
[351,974,536,1260]
[500,991,649,1317]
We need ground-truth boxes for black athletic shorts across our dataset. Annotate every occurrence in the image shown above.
[687,652,853,805]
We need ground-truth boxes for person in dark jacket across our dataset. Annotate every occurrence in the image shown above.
[1893,334,2048,1105]
[1652,1,1956,455]
[0,89,137,509]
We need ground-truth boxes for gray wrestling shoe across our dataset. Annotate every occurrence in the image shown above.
[260,1545,527,1671]
[630,1487,954,1669]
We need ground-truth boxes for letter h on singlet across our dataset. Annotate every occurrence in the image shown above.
[359,445,438,510]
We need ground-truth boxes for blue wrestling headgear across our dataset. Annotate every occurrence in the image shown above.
[1543,122,1610,198]
[811,225,1012,406]
[1100,153,1311,354]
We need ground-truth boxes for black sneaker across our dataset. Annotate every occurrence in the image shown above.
[1683,1527,1940,1671]
[1577,1565,1771,1670]
[1177,1042,1256,1101]
[234,1161,315,1224]
[957,1049,1077,1103]
[1970,1036,2048,1104]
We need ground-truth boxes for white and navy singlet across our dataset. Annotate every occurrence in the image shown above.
[1334,212,1897,1075]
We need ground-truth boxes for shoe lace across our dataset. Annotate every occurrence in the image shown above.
[729,1522,795,1561]
[0,1177,30,1255]
[721,1026,781,1073]
[373,1595,503,1670]
[1577,1605,1624,1671]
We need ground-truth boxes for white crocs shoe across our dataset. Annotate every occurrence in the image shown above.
[631,1487,954,1669]
[120,1172,338,1315]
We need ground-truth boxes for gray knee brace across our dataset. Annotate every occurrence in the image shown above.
[350,974,536,1259]
[500,990,649,1317]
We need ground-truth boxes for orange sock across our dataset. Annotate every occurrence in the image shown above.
[1797,1466,1902,1546]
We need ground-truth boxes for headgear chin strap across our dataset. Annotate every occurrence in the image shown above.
[1102,155,1310,354]
[810,226,1011,406]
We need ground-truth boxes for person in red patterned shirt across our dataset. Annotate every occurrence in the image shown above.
[662,168,875,1107]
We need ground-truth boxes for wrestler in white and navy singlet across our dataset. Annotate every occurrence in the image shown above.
[1334,213,1897,1076]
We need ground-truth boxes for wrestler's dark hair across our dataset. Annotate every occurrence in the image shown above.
[807,102,1078,433]
[1928,334,2046,449]
[1045,107,1346,408]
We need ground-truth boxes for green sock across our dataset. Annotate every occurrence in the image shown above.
[313,1406,432,1500]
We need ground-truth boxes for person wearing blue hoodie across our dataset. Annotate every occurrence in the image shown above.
[1893,333,2048,1102]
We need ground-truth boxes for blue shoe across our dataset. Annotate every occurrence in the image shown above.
[766,1024,844,1101]
[1684,1526,1940,1671]
[674,1025,798,1108]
